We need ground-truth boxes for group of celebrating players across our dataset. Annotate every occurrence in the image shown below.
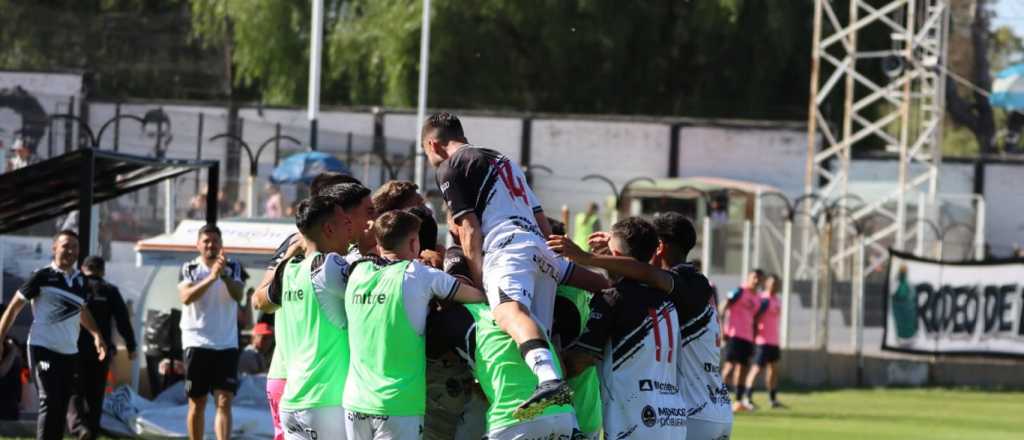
[250,112,735,440]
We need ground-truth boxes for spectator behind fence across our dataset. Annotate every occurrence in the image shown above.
[265,184,284,218]
[186,192,207,220]
[238,322,273,375]
[0,230,108,440]
[7,138,41,172]
[67,256,138,440]
[177,224,247,440]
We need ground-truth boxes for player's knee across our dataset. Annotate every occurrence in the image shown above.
[214,391,234,408]
[189,395,208,409]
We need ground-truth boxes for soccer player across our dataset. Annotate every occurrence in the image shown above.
[343,210,485,439]
[252,174,369,440]
[178,224,248,440]
[423,112,607,417]
[427,302,576,440]
[720,270,763,412]
[742,273,784,410]
[0,230,107,440]
[372,180,425,215]
[553,213,732,439]
[265,192,357,440]
[555,218,687,440]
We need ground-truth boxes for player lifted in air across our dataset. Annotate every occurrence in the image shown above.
[422,112,608,418]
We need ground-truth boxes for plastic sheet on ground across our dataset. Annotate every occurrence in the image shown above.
[101,375,272,439]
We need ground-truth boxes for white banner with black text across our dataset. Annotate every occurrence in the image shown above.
[884,250,1024,358]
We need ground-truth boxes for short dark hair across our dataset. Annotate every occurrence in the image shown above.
[374,210,422,251]
[406,206,438,251]
[82,255,105,273]
[295,195,340,235]
[373,180,420,214]
[421,112,466,144]
[319,183,371,212]
[311,172,362,196]
[54,229,79,242]
[611,217,659,263]
[652,212,696,262]
[197,224,221,239]
[547,219,566,236]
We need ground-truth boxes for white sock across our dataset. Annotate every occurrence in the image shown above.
[524,347,561,382]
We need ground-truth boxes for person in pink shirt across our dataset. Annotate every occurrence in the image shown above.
[742,273,785,410]
[720,269,763,412]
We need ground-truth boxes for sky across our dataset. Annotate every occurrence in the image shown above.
[993,0,1024,37]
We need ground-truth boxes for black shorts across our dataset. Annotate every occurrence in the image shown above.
[724,337,754,364]
[753,344,781,366]
[183,347,240,398]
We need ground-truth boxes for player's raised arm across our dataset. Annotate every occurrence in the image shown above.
[548,234,672,293]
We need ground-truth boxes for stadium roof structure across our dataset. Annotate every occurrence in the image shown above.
[0,148,220,261]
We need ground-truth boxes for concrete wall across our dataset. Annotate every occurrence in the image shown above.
[530,118,671,216]
[779,348,1024,389]
[678,125,808,198]
[984,164,1024,255]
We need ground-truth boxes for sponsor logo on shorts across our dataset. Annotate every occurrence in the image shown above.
[638,379,679,395]
[532,254,559,281]
[708,383,731,406]
[656,407,687,428]
[641,405,657,428]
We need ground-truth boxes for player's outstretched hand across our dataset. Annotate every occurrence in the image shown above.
[547,235,591,264]
[587,232,612,256]
[419,249,443,269]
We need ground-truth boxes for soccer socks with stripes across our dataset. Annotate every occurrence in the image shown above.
[519,338,561,383]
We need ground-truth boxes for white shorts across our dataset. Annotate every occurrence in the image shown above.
[281,406,347,440]
[686,418,732,440]
[485,412,576,440]
[345,409,422,440]
[483,241,573,330]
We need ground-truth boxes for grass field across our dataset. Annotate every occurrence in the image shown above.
[732,388,1024,440]
[1,388,1020,439]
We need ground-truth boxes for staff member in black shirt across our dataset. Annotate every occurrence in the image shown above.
[67,256,137,440]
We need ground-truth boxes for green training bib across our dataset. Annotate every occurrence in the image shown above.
[344,259,427,416]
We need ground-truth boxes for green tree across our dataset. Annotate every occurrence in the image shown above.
[191,0,824,119]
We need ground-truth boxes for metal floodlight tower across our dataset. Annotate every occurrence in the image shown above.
[805,0,949,272]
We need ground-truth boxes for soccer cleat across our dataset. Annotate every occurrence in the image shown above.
[512,379,574,421]
[731,401,747,413]
[741,399,757,411]
[771,400,787,409]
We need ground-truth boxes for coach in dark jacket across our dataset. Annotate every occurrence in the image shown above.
[67,256,137,440]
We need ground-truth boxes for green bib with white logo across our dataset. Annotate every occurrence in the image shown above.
[343,259,425,416]
[465,304,573,431]
[557,286,603,434]
[277,253,349,410]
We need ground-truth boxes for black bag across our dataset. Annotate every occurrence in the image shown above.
[143,309,182,359]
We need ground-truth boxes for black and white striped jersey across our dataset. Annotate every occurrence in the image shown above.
[16,264,87,354]
[436,146,544,251]
[668,264,732,424]
[596,279,686,440]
